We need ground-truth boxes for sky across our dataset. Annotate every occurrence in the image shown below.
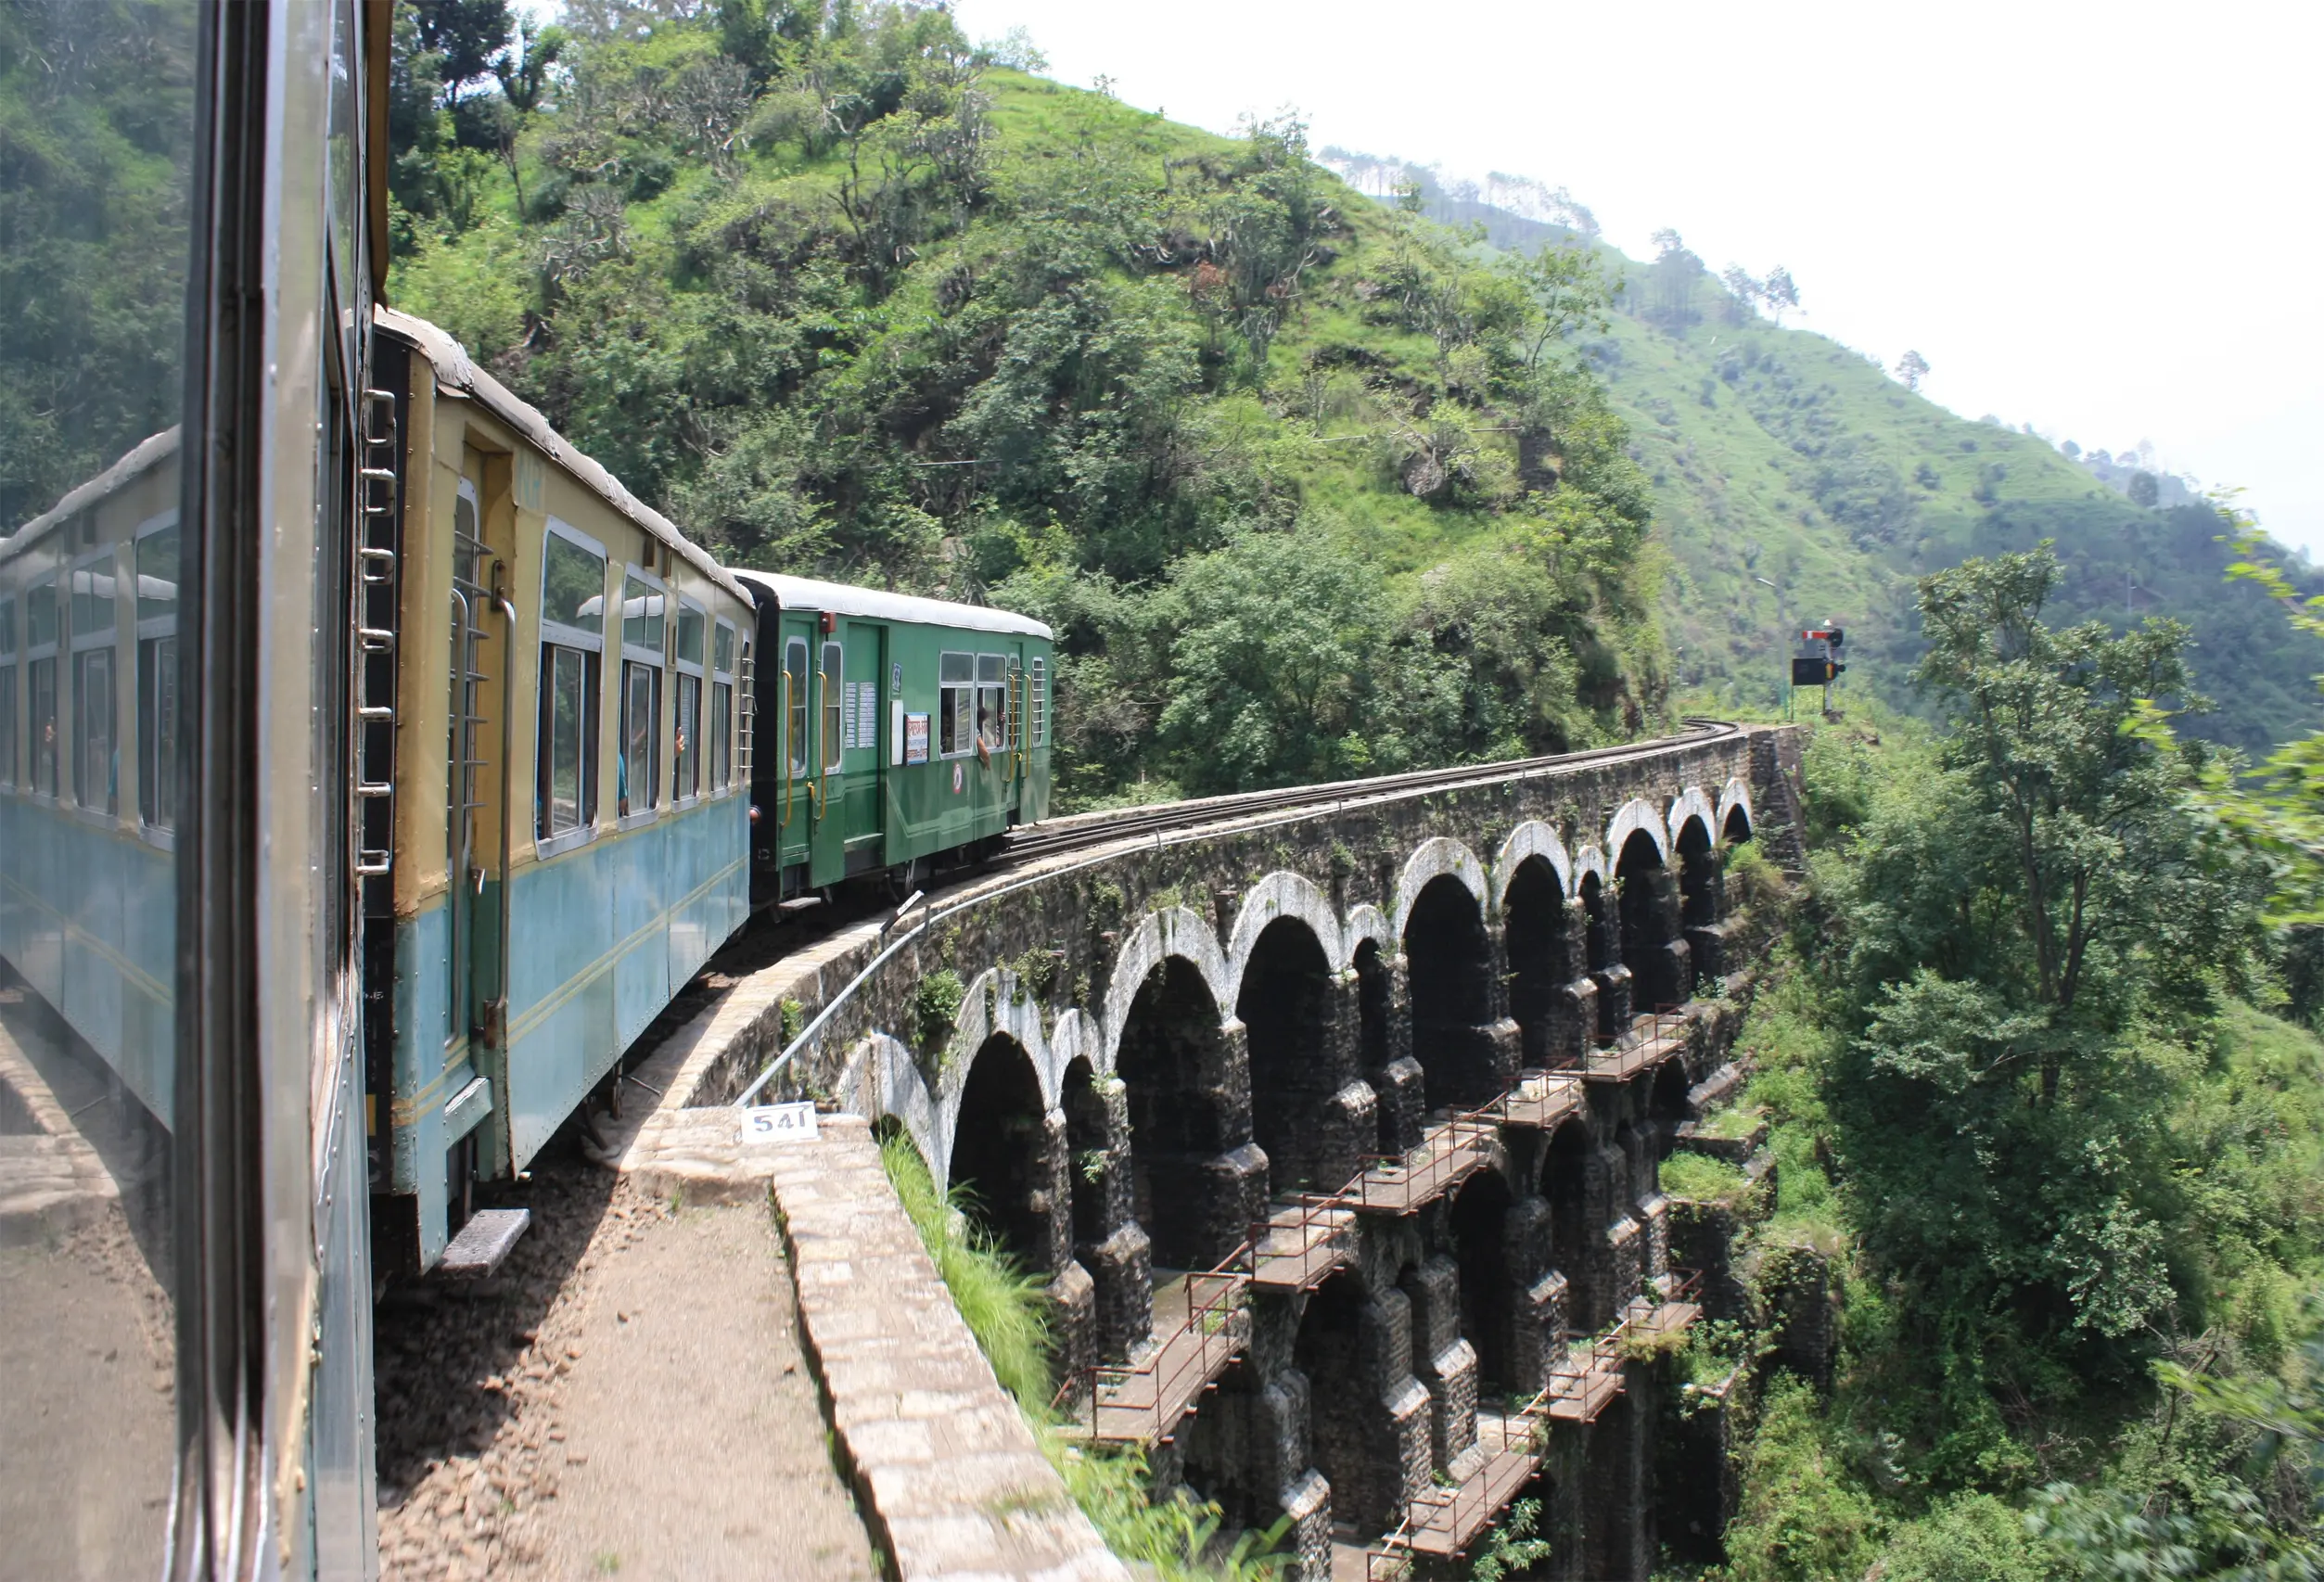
[953,0,2324,557]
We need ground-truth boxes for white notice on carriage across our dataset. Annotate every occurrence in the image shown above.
[740,1102,818,1144]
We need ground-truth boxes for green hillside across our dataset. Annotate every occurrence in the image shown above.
[386,4,1671,805]
[386,2,2318,780]
[1369,168,2323,752]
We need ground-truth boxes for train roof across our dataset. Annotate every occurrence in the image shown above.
[376,307,750,606]
[727,569,1052,641]
[1,427,181,559]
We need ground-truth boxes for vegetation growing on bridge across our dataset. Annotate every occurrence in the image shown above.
[1706,543,2324,1580]
[877,1129,1288,1579]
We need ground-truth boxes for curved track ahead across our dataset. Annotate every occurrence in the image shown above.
[997,718,1741,866]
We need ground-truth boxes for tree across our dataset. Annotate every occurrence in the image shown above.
[1647,229,1705,330]
[1760,264,1799,325]
[1508,244,1616,367]
[1895,349,1930,391]
[1719,264,1761,325]
[409,0,513,102]
[2129,470,2161,508]
[1824,545,2267,1355]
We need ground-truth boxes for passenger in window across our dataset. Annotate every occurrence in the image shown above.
[976,705,994,766]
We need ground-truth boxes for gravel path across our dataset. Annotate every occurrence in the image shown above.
[376,1128,875,1581]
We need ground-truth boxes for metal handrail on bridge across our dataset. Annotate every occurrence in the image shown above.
[733,723,1743,1107]
[1064,1244,1253,1445]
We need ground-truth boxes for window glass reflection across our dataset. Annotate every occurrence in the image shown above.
[0,0,197,1566]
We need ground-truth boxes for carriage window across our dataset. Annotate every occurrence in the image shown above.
[977,653,1007,754]
[711,619,735,792]
[137,525,179,831]
[939,651,973,757]
[538,646,599,838]
[538,524,607,846]
[138,639,176,830]
[785,636,809,777]
[69,555,118,815]
[26,580,57,649]
[619,660,659,816]
[29,657,57,797]
[674,674,700,799]
[621,573,663,652]
[70,560,117,639]
[820,639,844,774]
[1029,657,1046,747]
[74,647,115,814]
[673,600,705,802]
[542,529,604,631]
[618,565,664,818]
[0,596,14,788]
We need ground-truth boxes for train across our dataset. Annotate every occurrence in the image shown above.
[362,312,1054,1271]
[0,3,1049,1573]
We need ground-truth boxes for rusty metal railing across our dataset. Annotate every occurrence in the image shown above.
[1345,1116,1498,1214]
[1076,1244,1251,1444]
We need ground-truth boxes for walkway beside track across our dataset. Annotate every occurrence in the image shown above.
[765,1115,1128,1582]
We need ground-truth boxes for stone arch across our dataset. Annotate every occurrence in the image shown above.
[947,1033,1063,1272]
[1542,1115,1596,1329]
[1449,1166,1520,1391]
[1682,812,1719,985]
[1492,821,1573,913]
[1060,1056,1116,1257]
[1648,1058,1693,1163]
[1603,797,1669,868]
[1295,1269,1398,1534]
[1114,952,1261,1269]
[1501,854,1575,1070]
[946,963,1058,1115]
[1390,836,1490,939]
[1343,902,1392,968]
[1102,906,1232,1070]
[1402,873,1511,1111]
[861,1033,939,1179]
[1351,935,1420,1154]
[1226,871,1345,994]
[1665,787,1717,853]
[1240,913,1365,1193]
[1615,825,1687,1013]
[1578,865,1622,1045]
[1717,777,1756,845]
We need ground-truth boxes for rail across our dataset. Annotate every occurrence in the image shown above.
[734,721,1741,1107]
[1585,1003,1692,1079]
[1066,1246,1252,1444]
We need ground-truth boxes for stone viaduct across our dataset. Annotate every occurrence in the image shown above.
[709,723,1807,1579]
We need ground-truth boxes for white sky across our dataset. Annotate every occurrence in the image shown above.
[955,0,2324,557]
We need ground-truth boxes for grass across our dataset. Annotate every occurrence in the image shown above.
[874,1132,1286,1580]
[1697,1103,1767,1142]
[1659,1150,1749,1203]
[879,1131,1052,1406]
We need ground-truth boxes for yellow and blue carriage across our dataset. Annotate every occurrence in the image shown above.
[0,429,185,1121]
[370,310,757,1269]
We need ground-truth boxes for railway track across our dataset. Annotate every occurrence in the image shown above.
[995,718,1741,865]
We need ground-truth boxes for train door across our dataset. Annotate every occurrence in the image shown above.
[809,621,847,887]
[447,473,489,1077]
[841,620,885,861]
[773,614,816,881]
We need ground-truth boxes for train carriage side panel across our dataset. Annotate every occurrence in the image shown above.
[375,309,751,1258]
[0,440,183,1127]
